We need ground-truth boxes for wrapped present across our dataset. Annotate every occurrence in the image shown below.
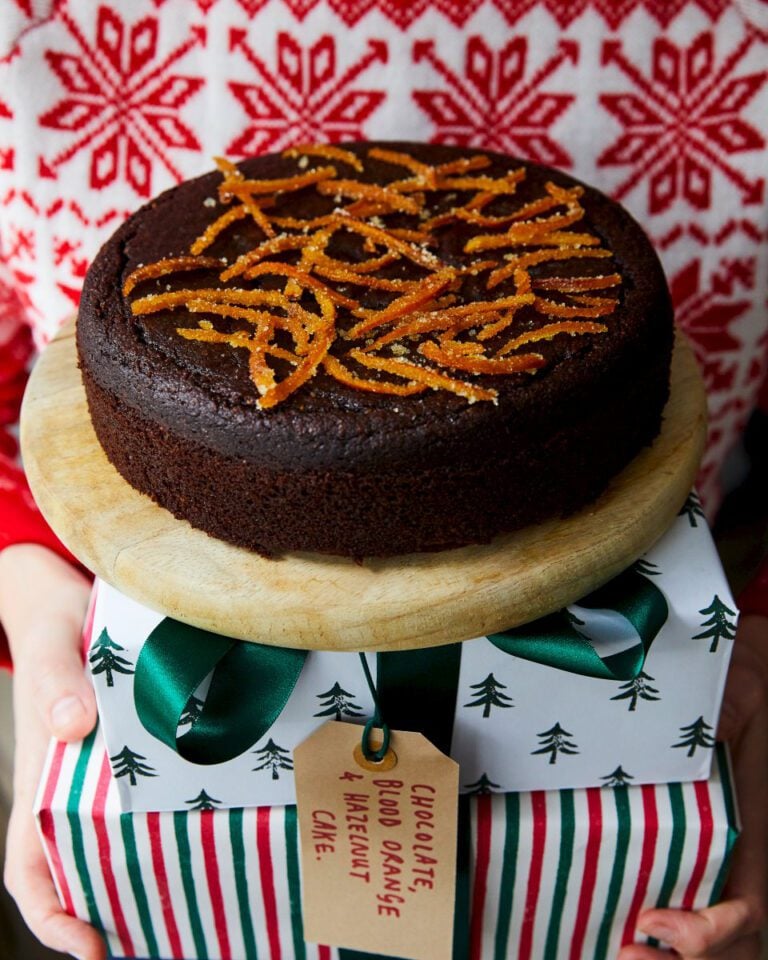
[35,725,739,960]
[87,506,736,812]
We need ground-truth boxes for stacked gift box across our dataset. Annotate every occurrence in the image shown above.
[36,496,741,959]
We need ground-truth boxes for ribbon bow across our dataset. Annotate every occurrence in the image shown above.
[134,563,667,765]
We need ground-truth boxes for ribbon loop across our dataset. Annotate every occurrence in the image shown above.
[135,618,307,765]
[487,566,668,681]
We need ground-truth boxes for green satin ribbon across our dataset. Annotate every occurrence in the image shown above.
[488,566,668,681]
[377,645,462,756]
[134,618,307,765]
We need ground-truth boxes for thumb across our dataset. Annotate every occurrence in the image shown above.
[14,611,97,744]
[1,544,96,742]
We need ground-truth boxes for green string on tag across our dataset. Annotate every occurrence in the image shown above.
[357,652,391,762]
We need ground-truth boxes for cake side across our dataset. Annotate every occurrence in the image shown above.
[77,142,673,557]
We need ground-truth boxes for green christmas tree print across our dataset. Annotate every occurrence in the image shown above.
[464,773,500,795]
[88,628,134,687]
[464,673,513,718]
[610,671,661,711]
[678,492,705,527]
[253,739,294,780]
[692,595,737,652]
[185,789,221,811]
[179,695,204,728]
[110,745,157,786]
[633,558,661,577]
[314,682,364,721]
[600,765,635,787]
[672,716,716,757]
[531,723,579,764]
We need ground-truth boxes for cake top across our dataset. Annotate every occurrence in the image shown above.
[121,142,623,410]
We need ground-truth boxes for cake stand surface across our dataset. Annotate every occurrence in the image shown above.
[21,322,705,651]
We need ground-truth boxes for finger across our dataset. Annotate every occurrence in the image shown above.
[716,659,753,743]
[6,878,107,960]
[637,900,760,956]
[718,615,768,742]
[721,681,768,910]
[13,614,97,743]
[716,639,766,743]
[4,804,107,960]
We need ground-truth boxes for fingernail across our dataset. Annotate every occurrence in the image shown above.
[640,922,677,944]
[51,695,86,732]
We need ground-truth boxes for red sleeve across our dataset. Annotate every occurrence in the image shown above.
[0,282,83,670]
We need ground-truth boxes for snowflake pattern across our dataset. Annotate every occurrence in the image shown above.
[412,35,577,165]
[38,6,205,196]
[598,31,767,214]
[671,257,754,394]
[226,29,387,156]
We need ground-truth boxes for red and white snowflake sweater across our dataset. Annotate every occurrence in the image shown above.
[1,0,767,666]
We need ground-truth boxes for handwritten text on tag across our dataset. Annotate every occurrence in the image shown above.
[294,722,459,960]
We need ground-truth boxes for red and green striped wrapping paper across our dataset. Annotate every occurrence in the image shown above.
[35,726,738,960]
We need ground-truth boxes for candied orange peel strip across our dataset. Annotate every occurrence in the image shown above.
[367,147,439,187]
[183,300,275,332]
[326,212,441,270]
[126,145,623,406]
[311,256,422,293]
[475,310,522,342]
[436,337,485,355]
[487,247,613,289]
[130,287,296,315]
[533,273,622,292]
[176,323,278,395]
[242,262,359,309]
[229,166,338,196]
[435,155,492,176]
[316,179,422,215]
[419,341,545,375]
[220,234,316,281]
[123,256,222,295]
[190,205,249,255]
[358,287,535,350]
[259,321,335,410]
[496,321,609,356]
[365,309,501,351]
[349,348,497,403]
[534,296,618,319]
[346,269,458,338]
[387,227,432,244]
[323,354,426,396]
[342,251,400,274]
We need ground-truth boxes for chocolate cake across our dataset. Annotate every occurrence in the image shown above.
[77,142,673,558]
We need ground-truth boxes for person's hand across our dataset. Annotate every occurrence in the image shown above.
[619,613,768,959]
[1,543,105,960]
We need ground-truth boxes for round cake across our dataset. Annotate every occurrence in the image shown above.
[77,141,673,558]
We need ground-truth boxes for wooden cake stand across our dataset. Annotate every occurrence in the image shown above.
[21,322,705,651]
